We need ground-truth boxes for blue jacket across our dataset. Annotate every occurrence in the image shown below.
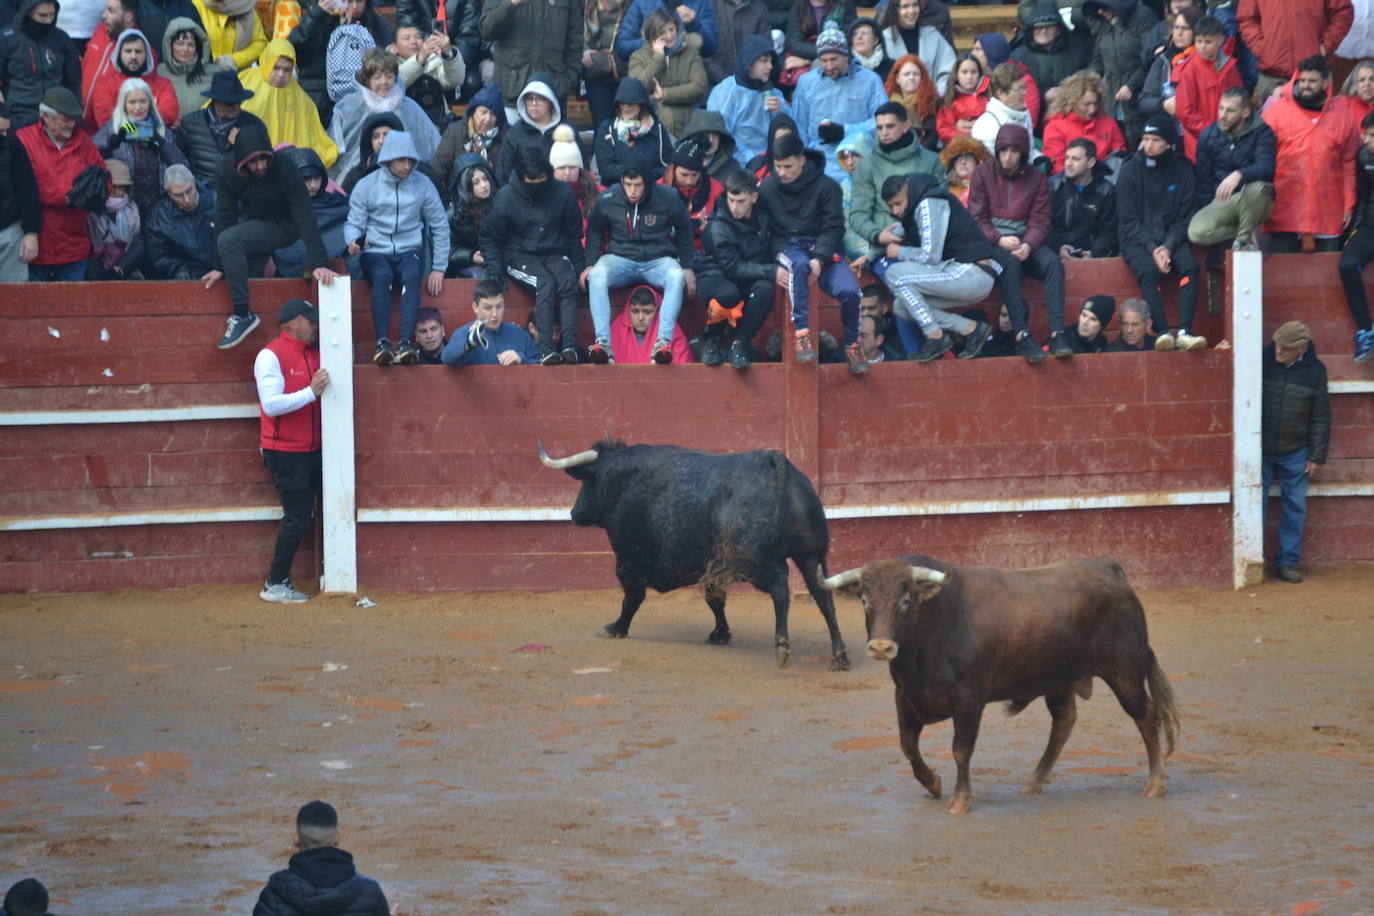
[791,59,886,181]
[345,131,450,272]
[706,33,786,167]
[617,0,718,60]
[441,320,542,365]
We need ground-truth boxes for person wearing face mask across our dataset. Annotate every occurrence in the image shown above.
[241,38,339,169]
[83,28,181,130]
[1263,53,1359,254]
[85,155,143,278]
[1115,116,1206,351]
[0,0,82,130]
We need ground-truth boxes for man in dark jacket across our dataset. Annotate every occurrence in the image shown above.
[205,123,336,349]
[706,0,768,84]
[1116,115,1205,351]
[252,800,390,916]
[582,165,694,364]
[759,132,866,373]
[1062,293,1113,353]
[699,168,774,368]
[275,146,350,278]
[175,70,268,184]
[1012,0,1088,114]
[480,144,584,363]
[1084,0,1159,145]
[681,107,740,185]
[144,163,216,279]
[1339,109,1374,364]
[1261,320,1330,583]
[479,0,581,112]
[0,0,81,129]
[1188,86,1275,252]
[0,100,40,282]
[1049,136,1118,259]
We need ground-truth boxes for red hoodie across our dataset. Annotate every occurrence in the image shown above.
[609,286,695,364]
[1174,49,1243,161]
[83,29,180,131]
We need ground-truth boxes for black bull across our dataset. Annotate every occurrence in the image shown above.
[823,555,1180,813]
[539,440,850,670]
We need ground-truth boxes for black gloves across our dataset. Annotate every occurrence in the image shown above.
[818,121,844,144]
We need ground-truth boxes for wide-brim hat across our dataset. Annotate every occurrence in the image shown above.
[202,70,255,103]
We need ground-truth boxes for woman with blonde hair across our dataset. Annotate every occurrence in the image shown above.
[1335,59,1374,127]
[1040,70,1125,175]
[92,77,190,214]
[884,53,939,150]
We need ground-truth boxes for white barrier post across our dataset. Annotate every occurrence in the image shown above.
[1231,251,1264,588]
[317,278,358,593]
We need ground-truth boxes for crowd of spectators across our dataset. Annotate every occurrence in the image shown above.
[1,0,1372,364]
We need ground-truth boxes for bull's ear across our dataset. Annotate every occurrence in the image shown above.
[912,580,944,602]
[908,566,947,602]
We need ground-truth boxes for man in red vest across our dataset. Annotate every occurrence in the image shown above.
[254,298,329,604]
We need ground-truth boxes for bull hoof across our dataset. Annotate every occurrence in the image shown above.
[1020,780,1044,795]
[1142,781,1167,798]
[925,774,942,799]
[775,645,792,669]
[945,794,972,815]
[829,651,851,672]
[706,628,732,645]
[597,624,627,639]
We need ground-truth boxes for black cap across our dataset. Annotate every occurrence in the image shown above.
[278,298,319,323]
[1141,116,1177,145]
[1082,294,1115,325]
[202,70,255,102]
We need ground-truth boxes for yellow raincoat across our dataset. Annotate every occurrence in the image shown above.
[193,0,269,72]
[240,39,339,169]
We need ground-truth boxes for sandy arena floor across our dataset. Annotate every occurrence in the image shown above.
[1,567,1372,914]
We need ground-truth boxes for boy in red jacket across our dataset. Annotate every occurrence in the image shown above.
[1174,16,1242,161]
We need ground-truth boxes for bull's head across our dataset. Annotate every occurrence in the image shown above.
[538,440,613,527]
[822,561,947,661]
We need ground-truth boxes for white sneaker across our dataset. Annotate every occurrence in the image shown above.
[1153,331,1176,351]
[1175,329,1208,350]
[260,580,309,603]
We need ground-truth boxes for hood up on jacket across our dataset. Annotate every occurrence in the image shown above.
[354,110,405,168]
[836,130,872,174]
[896,171,945,220]
[467,82,508,128]
[1082,0,1139,24]
[683,108,736,161]
[160,17,212,75]
[761,110,799,160]
[455,151,496,205]
[233,121,275,174]
[975,32,1012,69]
[611,76,659,120]
[15,0,60,30]
[517,74,563,132]
[109,28,157,76]
[993,122,1031,174]
[940,132,991,170]
[377,128,420,166]
[292,144,344,194]
[735,33,775,87]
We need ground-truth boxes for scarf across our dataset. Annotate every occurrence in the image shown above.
[204,0,259,50]
[362,81,404,113]
[466,120,499,159]
[853,46,884,71]
[878,129,915,154]
[206,106,238,149]
[613,114,650,144]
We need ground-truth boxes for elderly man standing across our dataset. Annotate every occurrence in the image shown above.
[144,163,217,278]
[254,299,329,605]
[16,87,105,281]
[1261,321,1330,584]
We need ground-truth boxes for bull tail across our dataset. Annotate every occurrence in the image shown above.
[1147,651,1179,759]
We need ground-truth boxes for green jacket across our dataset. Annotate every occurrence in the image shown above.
[847,133,947,248]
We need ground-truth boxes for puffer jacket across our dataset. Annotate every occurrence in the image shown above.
[0,0,81,128]
[345,130,449,270]
[1047,158,1118,256]
[584,180,693,265]
[479,170,584,283]
[158,16,226,119]
[251,846,390,916]
[592,77,673,185]
[935,75,988,144]
[966,123,1051,251]
[702,194,773,281]
[1114,144,1195,254]
[1261,342,1330,463]
[478,0,582,107]
[1040,110,1126,174]
[1193,110,1275,206]
[15,118,105,265]
[1262,76,1358,237]
[174,104,269,183]
[758,147,845,262]
[214,122,326,268]
[143,179,216,278]
[1084,0,1158,115]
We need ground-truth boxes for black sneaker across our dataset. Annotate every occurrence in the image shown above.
[587,341,611,364]
[373,338,395,366]
[912,333,954,363]
[702,336,725,366]
[729,340,751,370]
[1276,565,1303,584]
[958,320,993,359]
[1015,333,1046,364]
[651,339,673,364]
[1049,331,1075,358]
[393,340,419,365]
[217,312,260,349]
[560,346,579,364]
[540,348,563,366]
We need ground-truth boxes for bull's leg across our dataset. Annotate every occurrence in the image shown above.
[599,565,646,639]
[1021,688,1078,795]
[797,558,850,671]
[947,704,983,814]
[895,689,940,799]
[753,562,792,669]
[704,585,731,645]
[1105,674,1168,798]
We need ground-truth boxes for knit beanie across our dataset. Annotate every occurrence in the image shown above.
[1082,295,1115,325]
[815,22,849,57]
[548,124,584,171]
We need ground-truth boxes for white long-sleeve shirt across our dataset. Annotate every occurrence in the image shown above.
[254,347,318,418]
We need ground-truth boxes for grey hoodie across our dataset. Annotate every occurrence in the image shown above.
[345,130,450,272]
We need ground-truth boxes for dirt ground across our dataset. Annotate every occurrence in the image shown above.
[1,567,1372,915]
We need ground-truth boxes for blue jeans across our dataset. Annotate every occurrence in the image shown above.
[1262,447,1309,568]
[777,240,860,344]
[588,254,684,346]
[361,250,424,343]
[29,260,88,282]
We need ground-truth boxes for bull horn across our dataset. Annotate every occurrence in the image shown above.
[908,566,947,584]
[537,441,600,470]
[821,568,863,590]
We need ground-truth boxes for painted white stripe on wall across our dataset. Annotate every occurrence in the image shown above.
[1330,381,1374,394]
[318,279,358,594]
[1231,251,1265,589]
[0,507,281,531]
[359,508,575,523]
[0,405,258,426]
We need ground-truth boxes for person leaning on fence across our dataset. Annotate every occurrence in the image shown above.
[1340,108,1374,364]
[251,800,391,916]
[254,299,329,605]
[440,277,542,366]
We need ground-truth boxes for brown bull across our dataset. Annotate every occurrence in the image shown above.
[824,555,1179,814]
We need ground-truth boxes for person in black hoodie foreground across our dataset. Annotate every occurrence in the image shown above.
[252,800,391,916]
[1260,321,1330,585]
[205,124,337,350]
[758,132,867,374]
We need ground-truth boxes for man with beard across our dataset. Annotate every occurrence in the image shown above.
[1116,116,1206,351]
[0,0,81,129]
[1189,86,1276,253]
[1263,54,1358,254]
[480,145,584,364]
[83,27,181,129]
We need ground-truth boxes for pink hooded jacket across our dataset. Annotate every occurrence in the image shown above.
[609,285,695,364]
